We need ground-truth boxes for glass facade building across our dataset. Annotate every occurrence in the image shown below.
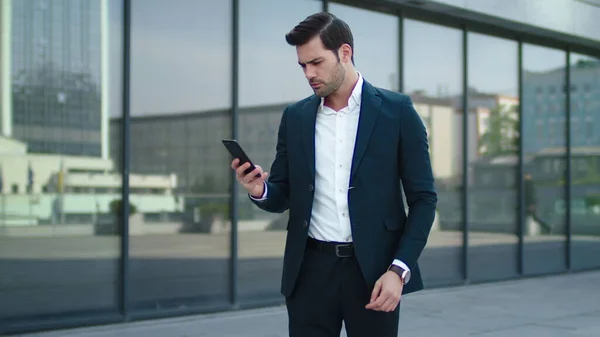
[1,0,599,334]
[10,0,106,158]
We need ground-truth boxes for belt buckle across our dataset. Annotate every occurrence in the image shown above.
[335,244,352,258]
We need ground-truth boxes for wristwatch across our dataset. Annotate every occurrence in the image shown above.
[388,264,411,285]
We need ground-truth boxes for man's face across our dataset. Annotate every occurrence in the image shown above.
[296,36,346,97]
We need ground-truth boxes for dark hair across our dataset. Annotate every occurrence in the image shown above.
[285,12,354,64]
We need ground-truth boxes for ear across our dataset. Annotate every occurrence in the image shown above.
[339,44,353,63]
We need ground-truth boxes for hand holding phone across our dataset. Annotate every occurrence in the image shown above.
[222,139,268,198]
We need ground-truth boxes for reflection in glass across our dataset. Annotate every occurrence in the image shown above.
[237,0,321,302]
[404,19,463,287]
[329,4,398,90]
[522,44,567,275]
[0,0,120,327]
[467,33,519,282]
[437,0,600,42]
[239,0,319,108]
[569,54,600,271]
[130,1,230,114]
[121,0,232,310]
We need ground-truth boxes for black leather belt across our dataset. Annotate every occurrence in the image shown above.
[306,237,355,258]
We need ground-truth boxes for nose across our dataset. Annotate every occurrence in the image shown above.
[304,65,316,80]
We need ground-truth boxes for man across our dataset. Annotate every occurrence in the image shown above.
[231,12,437,337]
[524,172,551,234]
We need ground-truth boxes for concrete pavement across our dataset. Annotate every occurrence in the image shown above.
[18,270,600,337]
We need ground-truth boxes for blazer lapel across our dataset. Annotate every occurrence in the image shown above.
[350,81,381,182]
[302,96,320,181]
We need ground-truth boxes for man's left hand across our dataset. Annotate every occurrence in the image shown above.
[365,271,403,312]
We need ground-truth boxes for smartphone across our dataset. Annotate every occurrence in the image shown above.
[222,139,261,177]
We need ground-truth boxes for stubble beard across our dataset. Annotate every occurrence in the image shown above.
[313,62,346,98]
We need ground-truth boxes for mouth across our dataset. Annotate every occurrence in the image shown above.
[310,82,322,89]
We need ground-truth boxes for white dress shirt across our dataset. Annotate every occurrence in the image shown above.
[252,73,410,278]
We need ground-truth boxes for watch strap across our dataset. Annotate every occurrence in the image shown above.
[388,264,407,285]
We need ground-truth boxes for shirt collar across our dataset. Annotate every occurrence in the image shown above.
[319,72,363,115]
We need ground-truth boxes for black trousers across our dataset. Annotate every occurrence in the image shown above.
[285,243,400,337]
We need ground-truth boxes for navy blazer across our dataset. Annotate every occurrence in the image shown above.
[251,79,437,298]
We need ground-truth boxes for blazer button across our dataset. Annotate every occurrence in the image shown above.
[303,220,308,228]
[308,184,314,192]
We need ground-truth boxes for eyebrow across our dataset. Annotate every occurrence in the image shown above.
[298,57,323,67]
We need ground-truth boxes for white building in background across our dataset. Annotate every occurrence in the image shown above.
[0,135,182,230]
[411,92,520,186]
[412,96,461,182]
[0,0,184,234]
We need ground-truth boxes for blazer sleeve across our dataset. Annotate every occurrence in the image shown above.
[393,95,438,270]
[249,106,290,213]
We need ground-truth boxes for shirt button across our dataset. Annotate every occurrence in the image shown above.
[308,184,314,192]
[303,221,308,228]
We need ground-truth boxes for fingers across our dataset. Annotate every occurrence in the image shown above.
[370,297,392,312]
[234,161,249,178]
[230,159,267,197]
[365,294,387,311]
[381,296,400,312]
[235,162,253,180]
[370,280,382,304]
[233,161,266,188]
[365,281,384,310]
[366,293,400,312]
[242,167,262,184]
[366,281,401,312]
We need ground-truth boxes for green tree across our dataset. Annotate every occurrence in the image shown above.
[478,104,520,157]
[109,199,137,217]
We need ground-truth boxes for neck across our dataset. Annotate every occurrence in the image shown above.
[324,69,359,110]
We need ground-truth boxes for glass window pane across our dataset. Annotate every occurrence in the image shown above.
[569,53,600,271]
[467,33,519,282]
[404,19,463,287]
[237,0,321,303]
[329,4,399,91]
[239,1,318,108]
[0,0,121,328]
[433,0,600,43]
[125,0,232,311]
[131,1,230,114]
[522,44,567,275]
